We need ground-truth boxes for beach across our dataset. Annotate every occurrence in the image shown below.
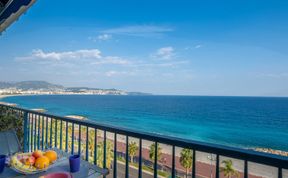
[0,94,35,99]
[0,95,19,106]
[66,115,87,120]
[0,94,12,99]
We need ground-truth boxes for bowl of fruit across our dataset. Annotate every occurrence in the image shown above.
[10,150,58,175]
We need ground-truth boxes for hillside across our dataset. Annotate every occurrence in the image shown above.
[0,81,151,95]
[0,81,64,90]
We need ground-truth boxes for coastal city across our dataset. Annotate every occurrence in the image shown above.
[0,81,146,96]
[0,88,128,96]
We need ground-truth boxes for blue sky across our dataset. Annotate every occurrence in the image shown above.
[0,0,288,96]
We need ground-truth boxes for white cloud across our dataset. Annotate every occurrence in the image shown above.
[91,56,130,65]
[184,44,203,50]
[105,70,135,77]
[195,44,203,49]
[155,47,175,59]
[101,25,173,37]
[105,71,117,77]
[17,49,102,61]
[135,60,189,68]
[98,34,112,41]
[89,34,112,42]
[16,49,133,67]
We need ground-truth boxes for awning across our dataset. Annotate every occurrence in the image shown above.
[0,0,36,33]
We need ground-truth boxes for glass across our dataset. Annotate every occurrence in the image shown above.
[69,155,80,173]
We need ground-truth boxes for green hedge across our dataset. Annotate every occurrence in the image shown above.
[0,106,24,146]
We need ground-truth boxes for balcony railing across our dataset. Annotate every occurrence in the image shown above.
[1,103,288,178]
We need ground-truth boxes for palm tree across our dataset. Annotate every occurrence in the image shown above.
[220,160,240,178]
[149,143,162,165]
[180,148,193,178]
[128,141,138,163]
[88,129,95,154]
[66,124,73,151]
[97,141,113,168]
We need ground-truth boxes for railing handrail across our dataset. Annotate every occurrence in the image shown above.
[1,103,288,169]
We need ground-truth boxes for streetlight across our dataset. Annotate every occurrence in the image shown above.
[207,154,216,178]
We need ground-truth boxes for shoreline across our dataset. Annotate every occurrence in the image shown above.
[0,94,35,106]
[0,94,15,99]
[0,94,37,99]
[254,147,288,157]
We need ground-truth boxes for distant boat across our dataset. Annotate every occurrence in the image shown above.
[0,101,17,106]
[31,108,47,113]
[0,0,36,33]
[65,115,87,120]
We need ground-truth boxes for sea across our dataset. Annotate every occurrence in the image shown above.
[1,95,288,151]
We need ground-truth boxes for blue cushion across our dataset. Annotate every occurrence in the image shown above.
[0,130,21,156]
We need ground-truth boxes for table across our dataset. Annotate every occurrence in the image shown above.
[0,148,109,178]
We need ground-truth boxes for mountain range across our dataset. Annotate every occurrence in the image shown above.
[0,81,150,95]
[0,81,64,90]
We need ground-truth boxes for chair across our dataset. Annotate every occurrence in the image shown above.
[0,130,21,156]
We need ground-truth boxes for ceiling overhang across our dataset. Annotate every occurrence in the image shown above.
[0,0,36,33]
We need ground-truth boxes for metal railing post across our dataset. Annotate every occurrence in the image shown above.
[113,133,117,178]
[138,139,142,178]
[244,160,248,178]
[216,154,219,178]
[192,149,196,178]
[103,131,107,178]
[154,142,158,178]
[278,167,282,178]
[125,136,129,178]
[85,126,89,161]
[37,115,40,149]
[23,111,29,152]
[172,145,176,178]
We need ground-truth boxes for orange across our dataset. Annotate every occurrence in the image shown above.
[34,156,49,169]
[32,150,43,159]
[44,150,57,163]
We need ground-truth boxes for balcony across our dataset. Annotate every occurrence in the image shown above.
[0,103,288,178]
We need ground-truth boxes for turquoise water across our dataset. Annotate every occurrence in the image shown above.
[2,95,288,151]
